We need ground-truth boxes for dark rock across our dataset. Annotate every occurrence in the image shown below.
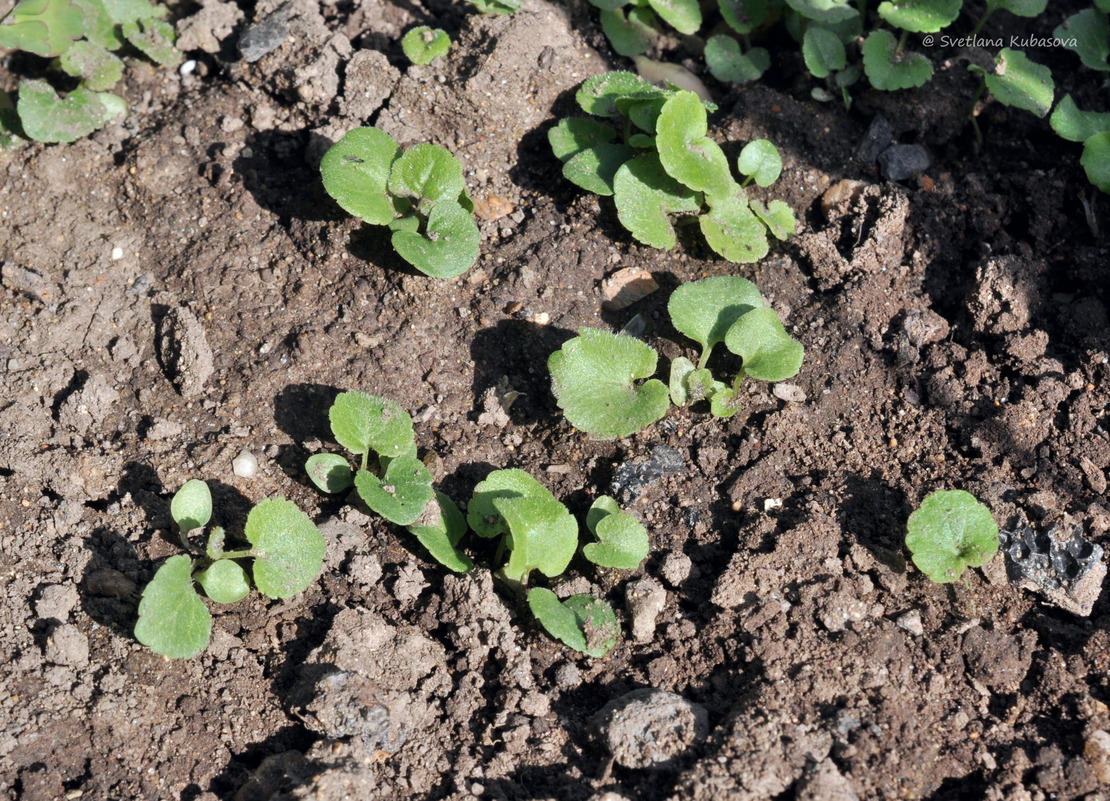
[999,518,1106,616]
[239,2,293,63]
[611,446,685,502]
[877,144,931,181]
[855,115,894,164]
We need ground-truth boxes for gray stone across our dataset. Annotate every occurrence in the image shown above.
[611,446,685,503]
[591,688,709,769]
[1000,518,1106,616]
[35,584,79,621]
[878,144,931,181]
[855,114,893,164]
[626,577,666,643]
[238,1,292,62]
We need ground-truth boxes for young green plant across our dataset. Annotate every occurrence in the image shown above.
[321,127,480,278]
[306,391,472,572]
[968,48,1055,144]
[1050,94,1110,194]
[401,26,450,65]
[905,489,999,583]
[134,480,326,658]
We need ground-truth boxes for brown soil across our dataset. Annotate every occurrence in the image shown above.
[2,0,1109,799]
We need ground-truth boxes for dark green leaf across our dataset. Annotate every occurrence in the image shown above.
[877,0,960,33]
[562,143,636,196]
[527,588,620,657]
[613,152,702,249]
[305,453,354,494]
[391,198,480,278]
[1081,132,1110,193]
[862,29,933,91]
[802,26,846,78]
[1051,95,1110,142]
[354,456,435,526]
[548,117,618,161]
[320,127,401,226]
[408,492,472,572]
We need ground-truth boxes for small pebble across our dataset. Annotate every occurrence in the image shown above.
[111,247,124,260]
[179,59,197,76]
[659,552,693,588]
[233,449,259,478]
[626,577,666,644]
[896,610,924,636]
[591,688,709,769]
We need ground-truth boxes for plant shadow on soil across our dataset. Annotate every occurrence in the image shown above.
[233,130,346,223]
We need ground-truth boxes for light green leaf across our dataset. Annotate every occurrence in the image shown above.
[613,152,702,249]
[719,0,770,34]
[973,48,1054,117]
[1055,9,1110,72]
[134,554,211,659]
[390,198,480,278]
[548,327,670,439]
[467,468,557,538]
[699,189,769,263]
[906,490,998,583]
[646,0,701,34]
[17,80,125,143]
[408,492,472,572]
[877,0,960,32]
[724,306,804,381]
[751,199,796,240]
[0,0,83,57]
[527,588,620,657]
[989,0,1046,15]
[562,143,636,196]
[305,453,354,494]
[195,559,250,604]
[549,117,618,161]
[170,479,212,533]
[657,91,734,197]
[668,355,696,405]
[121,17,179,66]
[329,391,416,460]
[388,143,466,205]
[1051,95,1110,143]
[469,0,520,13]
[101,0,164,25]
[737,139,782,187]
[667,275,763,357]
[320,127,401,226]
[59,41,125,90]
[401,26,450,65]
[600,6,660,57]
[583,506,649,570]
[588,0,628,9]
[586,495,622,533]
[802,26,846,78]
[1081,132,1110,193]
[354,456,435,526]
[72,0,123,50]
[245,498,326,599]
[704,35,770,83]
[784,0,857,24]
[708,383,740,417]
[862,29,933,91]
[495,494,579,583]
[576,71,659,117]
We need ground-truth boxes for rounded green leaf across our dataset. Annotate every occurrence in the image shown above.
[73,0,124,50]
[134,554,212,659]
[320,127,401,225]
[576,71,658,117]
[802,26,846,79]
[862,30,933,91]
[877,0,960,33]
[171,479,212,533]
[646,0,701,34]
[1081,132,1110,193]
[719,0,770,34]
[408,492,472,573]
[391,199,480,278]
[586,495,622,534]
[981,48,1055,118]
[668,355,696,405]
[1051,95,1110,143]
[495,494,579,583]
[329,391,416,459]
[656,91,734,197]
[548,327,670,440]
[708,383,740,417]
[17,80,126,143]
[699,190,769,263]
[613,152,702,249]
[305,453,354,494]
[751,199,796,241]
[467,468,557,538]
[993,0,1046,14]
[562,143,636,196]
[724,306,804,381]
[588,0,628,10]
[195,559,250,604]
[0,0,84,57]
[1056,9,1110,72]
[668,275,764,355]
[354,456,435,526]
[783,0,857,23]
[527,588,620,657]
[600,6,659,57]
[388,143,466,204]
[59,41,125,91]
[704,36,770,84]
[245,498,326,599]
[906,490,999,583]
[401,26,451,65]
[549,117,618,161]
[583,510,649,570]
[737,139,782,187]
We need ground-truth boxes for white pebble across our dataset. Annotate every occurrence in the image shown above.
[179,59,197,76]
[233,449,259,478]
[111,247,124,260]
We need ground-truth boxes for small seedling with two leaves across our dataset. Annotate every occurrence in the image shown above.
[549,73,795,264]
[134,480,326,658]
[905,489,999,583]
[0,0,178,144]
[401,26,450,65]
[549,276,803,438]
[321,127,480,278]
[306,391,472,572]
[968,47,1055,144]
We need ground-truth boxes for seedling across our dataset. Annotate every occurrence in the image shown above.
[401,26,450,65]
[0,0,178,144]
[667,276,803,417]
[548,327,670,440]
[527,588,620,658]
[134,480,326,658]
[550,75,795,263]
[1051,94,1110,193]
[583,495,649,570]
[704,34,770,84]
[905,490,999,583]
[970,0,1048,37]
[305,391,472,572]
[321,127,480,278]
[1055,6,1110,73]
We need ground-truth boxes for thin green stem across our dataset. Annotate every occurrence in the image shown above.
[217,548,256,560]
[696,344,714,371]
[969,81,987,148]
[896,28,909,56]
[970,1,996,38]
